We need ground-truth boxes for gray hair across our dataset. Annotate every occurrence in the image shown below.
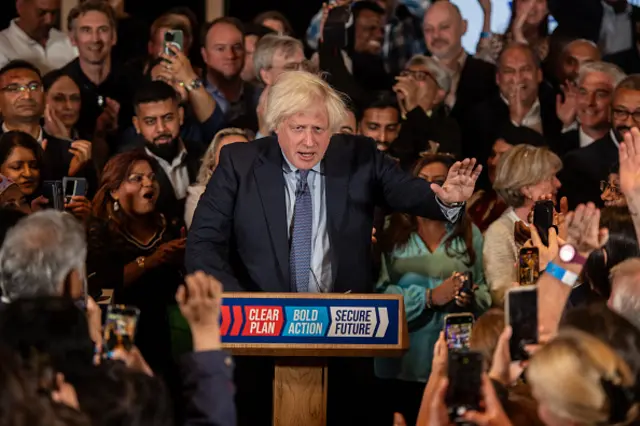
[609,258,640,330]
[265,71,347,134]
[577,61,627,87]
[405,54,452,93]
[253,34,304,84]
[562,38,599,54]
[196,127,251,185]
[0,211,86,301]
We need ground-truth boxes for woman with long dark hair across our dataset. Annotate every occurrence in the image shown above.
[375,154,491,425]
[476,0,550,64]
[86,150,185,375]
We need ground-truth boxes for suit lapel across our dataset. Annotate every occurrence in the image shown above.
[323,135,351,282]
[253,137,290,290]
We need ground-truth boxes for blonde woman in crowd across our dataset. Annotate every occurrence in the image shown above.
[528,329,640,426]
[484,144,562,305]
[184,128,250,228]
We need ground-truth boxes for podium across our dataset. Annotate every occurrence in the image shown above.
[170,293,409,426]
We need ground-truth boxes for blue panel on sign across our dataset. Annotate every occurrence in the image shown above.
[221,297,400,346]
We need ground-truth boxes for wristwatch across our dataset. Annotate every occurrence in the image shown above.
[558,244,587,265]
[136,256,146,269]
[185,78,204,92]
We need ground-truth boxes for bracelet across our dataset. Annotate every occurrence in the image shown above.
[426,289,433,309]
[545,262,578,287]
[480,31,491,39]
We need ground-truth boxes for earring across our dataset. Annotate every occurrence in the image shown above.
[113,200,120,212]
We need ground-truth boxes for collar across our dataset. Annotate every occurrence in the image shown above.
[8,19,39,46]
[500,95,541,114]
[205,78,245,100]
[610,129,621,148]
[578,126,597,147]
[144,145,188,168]
[602,1,632,15]
[281,150,322,175]
[506,207,528,225]
[433,50,468,73]
[2,123,43,143]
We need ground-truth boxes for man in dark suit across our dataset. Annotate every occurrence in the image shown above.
[126,80,204,225]
[186,70,481,426]
[463,43,562,189]
[422,1,498,124]
[186,70,481,294]
[559,75,640,209]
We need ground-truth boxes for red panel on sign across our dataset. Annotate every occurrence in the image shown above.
[241,306,284,336]
[220,306,231,335]
[230,306,243,336]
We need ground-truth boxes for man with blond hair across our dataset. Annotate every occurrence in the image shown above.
[186,70,482,294]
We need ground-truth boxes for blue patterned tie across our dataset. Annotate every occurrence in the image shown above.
[290,169,312,292]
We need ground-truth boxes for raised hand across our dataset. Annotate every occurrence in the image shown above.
[68,140,92,176]
[556,81,578,127]
[431,158,482,205]
[44,104,70,139]
[512,0,536,43]
[478,0,492,13]
[619,127,640,202]
[565,203,608,257]
[509,86,526,125]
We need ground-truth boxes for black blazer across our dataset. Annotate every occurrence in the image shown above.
[186,135,448,294]
[558,133,619,210]
[551,129,580,158]
[450,55,499,123]
[149,139,204,225]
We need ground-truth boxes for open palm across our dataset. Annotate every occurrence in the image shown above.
[431,158,483,205]
[619,128,640,199]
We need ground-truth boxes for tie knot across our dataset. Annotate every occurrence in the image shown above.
[298,169,310,182]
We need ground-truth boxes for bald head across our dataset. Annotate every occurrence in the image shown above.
[423,1,466,61]
[560,39,602,83]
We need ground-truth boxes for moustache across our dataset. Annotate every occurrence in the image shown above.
[153,134,173,144]
[15,100,37,107]
[431,38,448,46]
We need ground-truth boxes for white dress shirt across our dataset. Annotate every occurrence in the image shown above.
[501,96,543,133]
[599,1,633,56]
[0,20,77,74]
[145,147,190,200]
[2,123,43,143]
[579,126,597,148]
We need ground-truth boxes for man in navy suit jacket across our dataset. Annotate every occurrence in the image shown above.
[186,71,481,294]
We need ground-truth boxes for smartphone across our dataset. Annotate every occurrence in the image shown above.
[164,29,184,56]
[446,351,483,423]
[103,305,141,355]
[323,5,350,48]
[42,180,64,210]
[518,247,540,285]
[62,177,87,204]
[444,313,474,351]
[533,200,555,246]
[505,287,538,361]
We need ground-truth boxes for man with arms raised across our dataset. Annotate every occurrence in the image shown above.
[186,70,481,294]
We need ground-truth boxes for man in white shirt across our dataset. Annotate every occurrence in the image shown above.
[0,0,77,73]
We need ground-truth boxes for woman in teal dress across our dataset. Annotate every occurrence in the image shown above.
[375,154,491,425]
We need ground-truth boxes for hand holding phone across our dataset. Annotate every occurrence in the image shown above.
[164,30,184,56]
[533,200,555,246]
[103,305,140,356]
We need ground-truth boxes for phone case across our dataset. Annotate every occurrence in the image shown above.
[505,287,538,361]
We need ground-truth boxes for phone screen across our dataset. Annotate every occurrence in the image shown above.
[518,247,540,285]
[445,314,474,351]
[507,287,538,361]
[446,351,483,421]
[103,305,140,354]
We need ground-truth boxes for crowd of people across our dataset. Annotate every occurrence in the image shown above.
[2,0,640,425]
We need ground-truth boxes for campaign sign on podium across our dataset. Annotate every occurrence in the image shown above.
[218,294,403,356]
[169,293,408,426]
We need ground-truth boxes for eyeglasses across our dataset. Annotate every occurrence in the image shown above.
[0,82,43,94]
[612,108,640,123]
[399,69,435,83]
[126,173,156,185]
[600,180,621,194]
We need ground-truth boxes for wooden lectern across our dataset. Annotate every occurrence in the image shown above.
[169,293,409,426]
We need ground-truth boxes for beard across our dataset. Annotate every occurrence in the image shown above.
[145,135,180,162]
[613,125,630,143]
